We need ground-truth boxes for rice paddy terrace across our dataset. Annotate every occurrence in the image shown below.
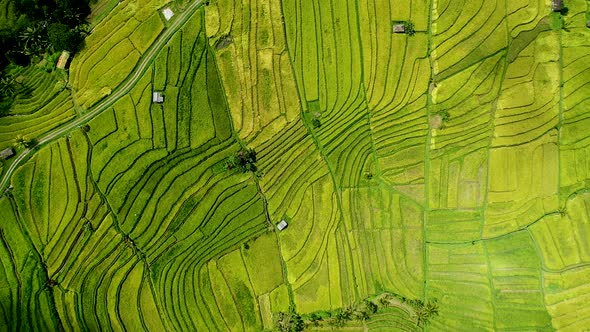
[0,0,589,330]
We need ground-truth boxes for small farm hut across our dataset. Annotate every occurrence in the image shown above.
[152,92,164,103]
[1,147,15,160]
[277,220,288,231]
[56,51,70,69]
[393,24,405,34]
[162,7,174,21]
[552,0,563,11]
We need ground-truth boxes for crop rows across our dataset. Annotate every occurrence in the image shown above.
[366,307,420,332]
[428,0,506,222]
[537,2,590,327]
[247,93,376,316]
[0,196,61,331]
[493,32,559,147]
[0,91,75,150]
[425,0,590,329]
[560,0,590,195]
[70,0,167,108]
[204,0,301,141]
[6,130,169,331]
[2,0,590,330]
[284,0,378,188]
[543,265,590,330]
[433,0,507,77]
[0,66,75,150]
[340,186,424,303]
[87,0,119,25]
[484,133,559,237]
[254,121,342,314]
[9,67,65,115]
[206,0,372,315]
[530,193,590,271]
[82,11,271,330]
[427,0,559,238]
[506,0,547,37]
[252,0,431,318]
[1,9,273,331]
[205,234,287,331]
[427,232,551,331]
[361,0,430,203]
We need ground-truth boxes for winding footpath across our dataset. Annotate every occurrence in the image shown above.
[0,0,204,194]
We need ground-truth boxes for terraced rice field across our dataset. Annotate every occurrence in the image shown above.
[1,0,590,330]
[0,67,75,151]
[70,0,168,109]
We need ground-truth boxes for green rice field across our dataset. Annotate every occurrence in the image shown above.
[1,0,590,330]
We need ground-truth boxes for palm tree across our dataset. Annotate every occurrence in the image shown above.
[14,135,27,149]
[18,23,48,56]
[14,135,36,149]
[415,299,439,326]
[19,27,37,55]
[355,310,370,321]
[76,23,91,36]
[424,299,439,317]
[0,75,17,98]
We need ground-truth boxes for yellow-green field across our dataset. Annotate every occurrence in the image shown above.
[1,0,590,330]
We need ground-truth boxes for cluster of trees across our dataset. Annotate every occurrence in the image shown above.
[0,0,90,70]
[379,293,439,326]
[311,112,321,129]
[407,298,439,326]
[0,0,91,112]
[0,74,19,99]
[224,148,258,173]
[14,134,37,148]
[404,21,416,36]
[276,294,440,331]
[0,70,21,114]
[276,299,380,331]
[327,299,379,327]
[438,110,450,122]
[434,110,450,129]
[275,311,304,332]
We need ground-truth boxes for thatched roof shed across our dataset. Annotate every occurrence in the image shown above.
[56,51,70,69]
[393,24,405,34]
[1,147,15,160]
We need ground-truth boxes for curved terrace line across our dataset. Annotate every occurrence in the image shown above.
[0,0,206,195]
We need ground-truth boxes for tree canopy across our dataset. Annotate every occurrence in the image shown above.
[0,0,90,70]
[225,148,258,173]
[48,23,83,52]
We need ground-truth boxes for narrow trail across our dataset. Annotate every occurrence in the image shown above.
[0,0,205,195]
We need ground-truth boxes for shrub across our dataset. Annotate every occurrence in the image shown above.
[405,21,416,36]
[225,148,258,173]
[276,311,304,332]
